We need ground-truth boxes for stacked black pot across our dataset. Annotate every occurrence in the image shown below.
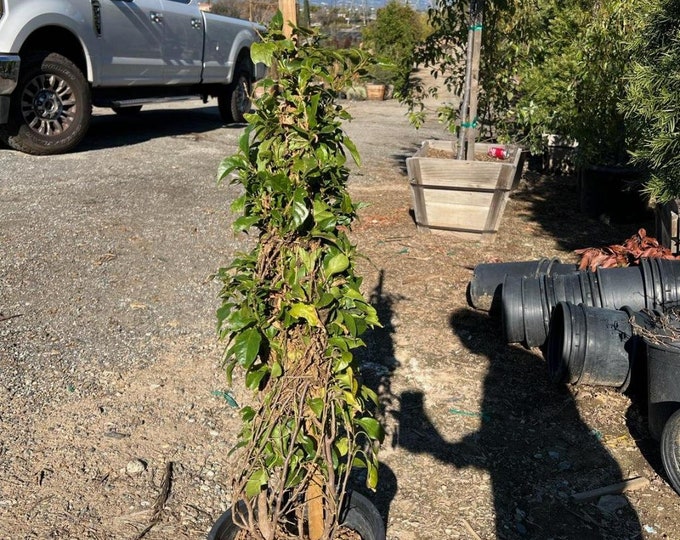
[468,258,680,495]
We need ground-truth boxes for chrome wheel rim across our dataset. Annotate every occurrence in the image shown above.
[20,73,77,136]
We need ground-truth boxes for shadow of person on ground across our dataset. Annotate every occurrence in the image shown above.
[353,269,403,528]
[394,307,643,539]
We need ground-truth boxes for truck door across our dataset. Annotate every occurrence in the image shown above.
[97,0,165,86]
[159,0,204,84]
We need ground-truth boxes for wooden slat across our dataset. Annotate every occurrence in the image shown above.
[407,158,504,189]
[407,140,523,241]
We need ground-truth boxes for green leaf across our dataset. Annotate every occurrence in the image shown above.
[366,459,379,490]
[291,188,310,229]
[356,417,383,441]
[245,365,269,390]
[289,303,321,327]
[334,436,349,457]
[308,397,324,418]
[343,136,361,166]
[231,327,262,369]
[251,42,277,66]
[233,215,260,232]
[324,253,350,277]
[245,468,268,497]
[271,361,283,378]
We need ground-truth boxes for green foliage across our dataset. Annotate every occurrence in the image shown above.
[623,0,680,202]
[362,1,427,88]
[403,0,643,166]
[216,13,383,539]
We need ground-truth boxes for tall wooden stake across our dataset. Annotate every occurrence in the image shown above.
[465,0,483,161]
[279,0,298,38]
[457,0,484,161]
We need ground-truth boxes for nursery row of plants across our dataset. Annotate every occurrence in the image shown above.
[403,0,680,203]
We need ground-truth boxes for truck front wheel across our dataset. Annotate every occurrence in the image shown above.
[218,69,251,124]
[0,52,91,155]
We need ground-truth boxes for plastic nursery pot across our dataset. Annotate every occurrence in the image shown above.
[502,258,680,348]
[661,408,680,495]
[578,165,650,223]
[208,491,386,540]
[546,303,653,390]
[645,316,680,442]
[467,258,578,313]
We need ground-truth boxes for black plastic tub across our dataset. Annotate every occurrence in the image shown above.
[546,303,654,390]
[502,258,680,348]
[467,258,578,313]
[208,491,386,540]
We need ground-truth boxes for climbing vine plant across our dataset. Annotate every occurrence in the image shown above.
[215,14,383,540]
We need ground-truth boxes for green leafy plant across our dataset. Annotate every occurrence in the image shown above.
[623,0,680,202]
[362,1,427,90]
[402,0,642,166]
[215,13,383,540]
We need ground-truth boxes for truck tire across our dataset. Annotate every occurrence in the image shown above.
[218,69,251,124]
[0,52,91,155]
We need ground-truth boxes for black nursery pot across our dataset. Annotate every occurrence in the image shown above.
[208,491,386,540]
[546,303,634,389]
[467,258,578,313]
[578,164,650,223]
[644,322,680,496]
[546,303,654,390]
[646,337,680,441]
[502,258,680,348]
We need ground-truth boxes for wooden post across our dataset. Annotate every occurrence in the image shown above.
[279,0,297,38]
[465,0,483,161]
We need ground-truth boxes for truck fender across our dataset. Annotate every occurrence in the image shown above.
[1,5,95,82]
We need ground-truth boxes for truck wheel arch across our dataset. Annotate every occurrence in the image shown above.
[19,26,92,82]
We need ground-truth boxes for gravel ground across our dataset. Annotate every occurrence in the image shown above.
[2,96,680,540]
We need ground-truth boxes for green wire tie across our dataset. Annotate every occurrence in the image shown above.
[469,24,483,31]
[461,118,478,128]
[212,389,239,408]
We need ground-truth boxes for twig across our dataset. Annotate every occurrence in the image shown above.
[572,476,650,502]
[134,461,174,540]
[460,518,483,540]
[0,314,22,323]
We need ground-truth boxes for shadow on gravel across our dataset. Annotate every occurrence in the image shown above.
[395,307,642,539]
[355,270,403,528]
[76,105,245,152]
[514,170,654,253]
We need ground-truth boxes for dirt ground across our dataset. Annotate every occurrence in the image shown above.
[2,95,680,540]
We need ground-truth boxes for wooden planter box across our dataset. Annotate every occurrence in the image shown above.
[406,140,524,241]
[655,199,680,255]
[365,83,386,101]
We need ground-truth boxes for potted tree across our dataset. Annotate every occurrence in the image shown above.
[212,14,385,540]
[361,0,427,101]
[402,0,525,242]
[622,0,680,251]
[565,0,649,222]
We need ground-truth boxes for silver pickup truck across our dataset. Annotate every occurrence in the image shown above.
[0,0,265,155]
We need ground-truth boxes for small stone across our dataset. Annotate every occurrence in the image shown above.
[126,459,147,475]
[597,494,628,514]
